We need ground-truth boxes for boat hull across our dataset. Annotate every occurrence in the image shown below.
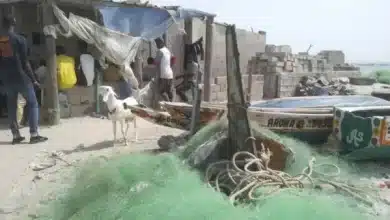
[159,102,333,144]
[333,106,390,160]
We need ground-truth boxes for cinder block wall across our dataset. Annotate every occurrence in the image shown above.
[191,20,266,101]
[210,74,264,102]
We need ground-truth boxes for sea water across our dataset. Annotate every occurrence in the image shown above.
[354,63,390,77]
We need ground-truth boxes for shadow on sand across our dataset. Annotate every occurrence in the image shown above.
[62,140,115,155]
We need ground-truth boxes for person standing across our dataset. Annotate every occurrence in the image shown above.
[0,15,48,144]
[20,59,46,126]
[0,79,6,117]
[154,38,174,102]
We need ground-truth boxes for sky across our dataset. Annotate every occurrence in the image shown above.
[150,0,389,63]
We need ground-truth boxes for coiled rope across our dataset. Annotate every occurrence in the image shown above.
[205,143,386,207]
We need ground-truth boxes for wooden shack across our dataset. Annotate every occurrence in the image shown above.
[0,0,215,125]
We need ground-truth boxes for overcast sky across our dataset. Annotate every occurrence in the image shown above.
[151,0,389,63]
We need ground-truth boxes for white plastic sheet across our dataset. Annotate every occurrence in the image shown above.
[44,4,141,89]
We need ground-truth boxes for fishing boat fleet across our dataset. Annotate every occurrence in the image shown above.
[129,94,390,161]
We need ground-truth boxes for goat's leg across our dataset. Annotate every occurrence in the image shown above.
[112,121,117,145]
[133,117,138,142]
[120,121,128,146]
[124,120,130,146]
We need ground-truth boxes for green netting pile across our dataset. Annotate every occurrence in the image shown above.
[35,119,390,220]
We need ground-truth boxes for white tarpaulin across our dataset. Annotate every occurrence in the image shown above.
[44,4,141,89]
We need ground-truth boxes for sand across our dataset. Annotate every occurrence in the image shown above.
[0,116,183,220]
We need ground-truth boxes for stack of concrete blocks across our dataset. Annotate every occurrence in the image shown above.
[265,44,292,53]
[246,49,362,99]
[247,52,298,74]
[247,51,299,99]
[277,71,361,97]
[294,54,333,73]
[67,86,95,117]
[210,74,264,102]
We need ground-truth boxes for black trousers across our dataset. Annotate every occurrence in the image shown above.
[159,78,173,102]
[0,92,6,117]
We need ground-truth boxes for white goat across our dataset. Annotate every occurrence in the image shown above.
[99,86,138,146]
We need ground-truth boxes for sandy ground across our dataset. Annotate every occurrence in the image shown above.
[0,116,183,220]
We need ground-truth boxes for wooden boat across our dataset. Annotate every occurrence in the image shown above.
[159,95,390,144]
[333,105,390,160]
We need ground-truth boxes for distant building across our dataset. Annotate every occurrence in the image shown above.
[317,50,345,65]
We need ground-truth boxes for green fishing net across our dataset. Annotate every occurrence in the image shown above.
[35,120,390,220]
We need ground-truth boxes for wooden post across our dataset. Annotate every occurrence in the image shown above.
[134,53,143,88]
[190,70,203,135]
[93,9,106,114]
[203,16,214,101]
[184,19,193,44]
[162,33,167,44]
[148,41,152,57]
[94,65,102,114]
[225,25,256,155]
[247,65,252,102]
[42,1,60,125]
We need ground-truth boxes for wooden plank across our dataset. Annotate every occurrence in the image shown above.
[225,24,255,154]
[203,16,214,101]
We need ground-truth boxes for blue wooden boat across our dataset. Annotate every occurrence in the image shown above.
[333,105,390,160]
[146,96,390,145]
[251,95,390,108]
[251,95,390,144]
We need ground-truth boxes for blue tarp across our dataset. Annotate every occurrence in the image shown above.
[95,4,215,40]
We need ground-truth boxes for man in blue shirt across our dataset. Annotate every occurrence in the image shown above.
[0,15,47,144]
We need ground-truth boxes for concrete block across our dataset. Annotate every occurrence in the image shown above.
[211,92,218,101]
[265,44,276,53]
[210,84,220,93]
[217,92,227,101]
[268,56,279,63]
[267,66,283,73]
[214,76,227,85]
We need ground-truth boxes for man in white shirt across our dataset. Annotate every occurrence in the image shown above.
[154,38,174,102]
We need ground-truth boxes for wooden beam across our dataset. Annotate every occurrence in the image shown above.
[134,52,143,88]
[189,70,203,135]
[42,0,60,125]
[203,16,214,101]
[93,8,104,114]
[247,64,252,102]
[225,24,255,154]
[184,18,193,44]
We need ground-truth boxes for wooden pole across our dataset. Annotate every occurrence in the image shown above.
[134,52,143,88]
[184,19,193,44]
[203,16,214,101]
[189,70,203,135]
[148,41,152,57]
[162,33,167,44]
[93,9,105,114]
[225,25,256,154]
[42,0,60,125]
[247,64,253,102]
